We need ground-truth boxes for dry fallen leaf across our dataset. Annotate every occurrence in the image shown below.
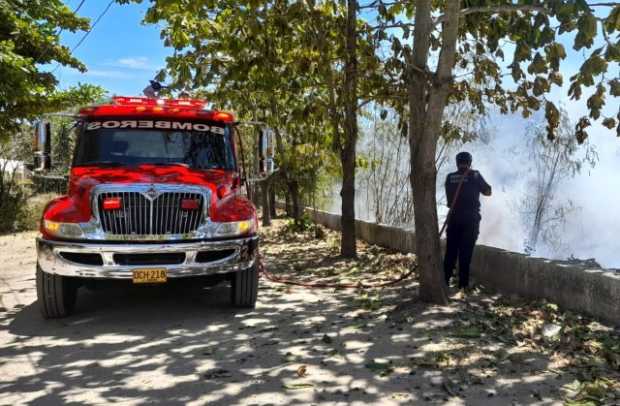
[296,365,307,377]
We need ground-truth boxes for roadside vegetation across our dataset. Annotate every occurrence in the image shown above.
[0,164,58,233]
[0,2,107,233]
[0,1,104,138]
[0,114,93,234]
[0,139,49,234]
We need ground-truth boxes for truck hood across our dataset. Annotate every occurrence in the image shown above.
[69,165,236,196]
[44,164,255,230]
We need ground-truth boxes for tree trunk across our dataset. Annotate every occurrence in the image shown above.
[527,146,561,253]
[341,144,356,256]
[269,117,300,223]
[340,0,358,257]
[247,182,258,207]
[285,189,292,217]
[288,181,302,225]
[410,127,446,303]
[261,178,271,227]
[270,186,277,218]
[408,0,460,304]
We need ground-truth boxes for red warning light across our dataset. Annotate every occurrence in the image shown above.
[102,197,122,210]
[181,199,200,210]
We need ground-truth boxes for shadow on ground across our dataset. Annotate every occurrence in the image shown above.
[0,222,618,405]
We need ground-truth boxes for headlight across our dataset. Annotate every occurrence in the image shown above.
[213,219,256,237]
[43,220,85,239]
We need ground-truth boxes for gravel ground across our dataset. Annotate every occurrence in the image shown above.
[0,222,618,405]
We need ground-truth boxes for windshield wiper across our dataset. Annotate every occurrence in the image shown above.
[76,161,125,167]
[146,162,190,168]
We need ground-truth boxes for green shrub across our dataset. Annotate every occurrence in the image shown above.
[282,213,314,233]
[0,185,27,233]
[0,175,58,234]
[17,193,58,231]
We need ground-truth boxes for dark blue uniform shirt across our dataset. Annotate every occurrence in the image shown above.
[445,169,491,222]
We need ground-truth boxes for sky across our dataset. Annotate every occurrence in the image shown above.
[52,0,170,96]
[52,1,619,267]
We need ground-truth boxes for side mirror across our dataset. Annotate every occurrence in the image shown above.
[33,120,52,172]
[258,128,276,176]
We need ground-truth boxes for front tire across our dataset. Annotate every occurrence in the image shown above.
[231,265,258,308]
[36,263,78,318]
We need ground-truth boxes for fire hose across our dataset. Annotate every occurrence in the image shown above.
[258,255,418,289]
[258,169,469,289]
[439,168,470,239]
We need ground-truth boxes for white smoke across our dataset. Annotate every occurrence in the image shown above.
[473,113,619,268]
[325,110,619,269]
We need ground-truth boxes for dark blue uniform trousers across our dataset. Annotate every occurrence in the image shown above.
[444,217,479,288]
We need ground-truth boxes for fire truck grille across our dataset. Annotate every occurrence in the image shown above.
[97,191,205,236]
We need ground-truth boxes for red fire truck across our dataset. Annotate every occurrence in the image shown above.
[33,96,274,318]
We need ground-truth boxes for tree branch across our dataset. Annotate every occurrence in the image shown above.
[380,2,618,29]
[435,4,549,25]
[434,0,460,85]
[408,0,433,140]
[369,22,415,31]
[587,2,620,6]
[358,0,400,9]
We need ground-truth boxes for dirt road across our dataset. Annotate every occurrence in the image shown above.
[1,223,618,405]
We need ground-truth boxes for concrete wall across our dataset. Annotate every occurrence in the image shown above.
[307,208,620,327]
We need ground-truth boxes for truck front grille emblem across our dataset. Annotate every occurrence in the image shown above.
[145,186,159,200]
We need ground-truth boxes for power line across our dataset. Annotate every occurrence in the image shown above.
[73,0,87,13]
[52,0,115,73]
[69,0,114,54]
[53,0,87,39]
[38,0,87,63]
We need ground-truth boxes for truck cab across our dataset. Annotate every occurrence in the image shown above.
[34,96,274,318]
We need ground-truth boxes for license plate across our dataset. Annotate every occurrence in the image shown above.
[132,268,167,284]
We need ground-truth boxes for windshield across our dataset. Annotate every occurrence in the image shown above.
[73,120,235,170]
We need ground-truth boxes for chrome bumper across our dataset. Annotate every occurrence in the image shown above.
[36,236,258,279]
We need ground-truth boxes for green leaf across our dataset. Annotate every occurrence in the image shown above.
[453,326,482,338]
[565,401,597,406]
[602,117,616,129]
[365,361,394,376]
[569,81,583,100]
[533,77,549,96]
[283,383,314,390]
[574,13,597,50]
[611,79,620,96]
[545,42,566,70]
[514,42,531,62]
[586,85,606,120]
[548,71,563,87]
[579,55,608,85]
[576,117,591,144]
[527,53,547,74]
[545,101,560,140]
[605,43,620,61]
[605,6,620,32]
[511,63,524,82]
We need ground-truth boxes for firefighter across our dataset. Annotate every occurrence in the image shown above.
[444,152,492,291]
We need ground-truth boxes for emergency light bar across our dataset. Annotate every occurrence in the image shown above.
[113,97,156,105]
[80,96,235,123]
[168,99,206,108]
[112,96,207,109]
